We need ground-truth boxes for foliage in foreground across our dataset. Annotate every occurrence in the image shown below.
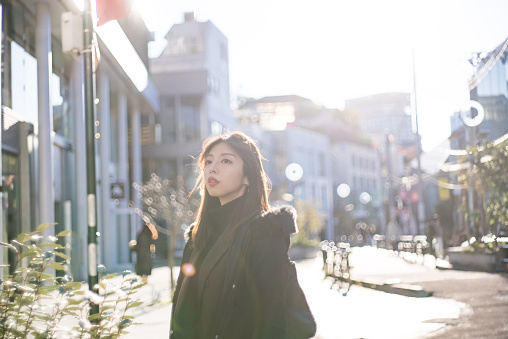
[0,223,146,338]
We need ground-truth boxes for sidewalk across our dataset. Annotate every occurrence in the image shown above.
[123,266,176,338]
[122,246,497,338]
[345,247,450,297]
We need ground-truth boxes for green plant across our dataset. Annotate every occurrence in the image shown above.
[0,223,146,338]
[293,201,324,247]
[469,139,508,234]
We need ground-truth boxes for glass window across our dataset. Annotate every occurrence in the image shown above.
[307,150,313,176]
[321,186,328,210]
[184,157,197,191]
[180,96,201,142]
[2,152,20,274]
[319,153,326,176]
[52,73,70,138]
[211,121,223,136]
[10,41,38,123]
[164,36,204,56]
[163,96,176,142]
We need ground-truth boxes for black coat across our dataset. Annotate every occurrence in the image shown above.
[134,226,155,276]
[170,206,297,339]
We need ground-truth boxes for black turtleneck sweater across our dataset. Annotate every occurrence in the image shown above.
[172,195,245,338]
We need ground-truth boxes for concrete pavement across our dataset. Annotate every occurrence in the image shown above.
[121,246,508,338]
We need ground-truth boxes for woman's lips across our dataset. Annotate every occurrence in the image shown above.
[208,177,219,187]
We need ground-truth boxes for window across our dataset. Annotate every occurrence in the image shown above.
[307,150,314,176]
[321,186,328,210]
[211,121,223,136]
[207,75,220,95]
[184,157,197,191]
[52,73,70,138]
[11,41,38,123]
[319,153,326,176]
[163,97,176,141]
[164,36,204,56]
[180,96,201,142]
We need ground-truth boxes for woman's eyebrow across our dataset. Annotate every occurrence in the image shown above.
[205,152,237,158]
[220,153,237,158]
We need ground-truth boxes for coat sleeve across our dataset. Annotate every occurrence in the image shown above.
[245,229,291,339]
[171,239,193,321]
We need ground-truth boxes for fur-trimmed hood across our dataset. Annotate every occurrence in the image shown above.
[250,205,298,236]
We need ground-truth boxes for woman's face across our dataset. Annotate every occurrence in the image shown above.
[204,142,249,205]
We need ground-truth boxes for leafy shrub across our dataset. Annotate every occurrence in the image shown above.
[0,223,146,338]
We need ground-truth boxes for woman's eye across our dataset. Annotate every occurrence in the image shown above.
[204,160,212,165]
[222,159,232,164]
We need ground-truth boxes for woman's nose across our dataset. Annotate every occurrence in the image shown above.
[208,163,217,173]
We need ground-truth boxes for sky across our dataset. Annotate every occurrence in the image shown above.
[133,0,508,151]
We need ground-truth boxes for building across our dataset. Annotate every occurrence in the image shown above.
[345,92,414,146]
[236,95,364,241]
[345,93,426,234]
[143,12,236,186]
[0,0,159,280]
[468,37,508,143]
[445,36,508,240]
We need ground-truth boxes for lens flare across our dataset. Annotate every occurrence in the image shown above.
[182,263,196,277]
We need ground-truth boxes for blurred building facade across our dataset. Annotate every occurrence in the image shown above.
[143,12,236,187]
[0,0,159,280]
[235,95,384,242]
[468,37,508,143]
[445,36,508,241]
[345,93,424,235]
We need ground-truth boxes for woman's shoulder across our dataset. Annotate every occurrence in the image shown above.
[249,205,298,238]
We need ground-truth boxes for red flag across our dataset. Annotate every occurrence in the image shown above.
[96,0,132,26]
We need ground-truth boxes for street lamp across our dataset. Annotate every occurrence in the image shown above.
[335,183,353,242]
[461,100,485,236]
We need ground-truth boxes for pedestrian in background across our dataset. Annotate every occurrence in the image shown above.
[130,221,158,283]
[170,131,315,338]
[430,213,444,258]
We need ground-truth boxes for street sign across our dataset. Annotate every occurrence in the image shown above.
[111,182,125,199]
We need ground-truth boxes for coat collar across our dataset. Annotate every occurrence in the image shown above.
[178,204,298,307]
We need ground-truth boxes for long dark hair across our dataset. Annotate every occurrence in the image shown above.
[191,131,270,250]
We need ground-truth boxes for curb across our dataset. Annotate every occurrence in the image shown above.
[353,278,431,297]
[330,276,432,298]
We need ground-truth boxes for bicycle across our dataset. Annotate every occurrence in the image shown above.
[331,242,352,296]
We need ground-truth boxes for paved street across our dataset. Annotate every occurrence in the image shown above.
[123,247,508,339]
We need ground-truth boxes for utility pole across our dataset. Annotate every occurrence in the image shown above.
[413,50,425,235]
[84,0,99,315]
[385,132,394,224]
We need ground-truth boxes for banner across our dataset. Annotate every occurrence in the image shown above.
[96,0,132,26]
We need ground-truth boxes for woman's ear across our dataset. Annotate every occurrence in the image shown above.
[243,176,249,186]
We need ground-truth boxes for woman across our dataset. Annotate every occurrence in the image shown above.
[131,222,158,283]
[170,131,304,338]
